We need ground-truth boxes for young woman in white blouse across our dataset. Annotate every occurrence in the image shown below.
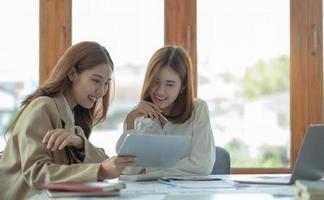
[116,46,215,175]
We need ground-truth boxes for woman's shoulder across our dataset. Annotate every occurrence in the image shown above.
[13,96,60,131]
[189,98,209,120]
[29,95,56,107]
[193,98,208,111]
[23,96,58,115]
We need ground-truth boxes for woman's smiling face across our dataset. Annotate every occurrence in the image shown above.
[149,66,182,113]
[66,63,112,109]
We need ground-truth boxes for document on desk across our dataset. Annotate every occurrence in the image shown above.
[120,174,224,182]
[159,175,238,189]
[123,179,237,195]
[237,185,294,198]
[162,180,237,189]
[160,175,225,181]
[164,194,274,200]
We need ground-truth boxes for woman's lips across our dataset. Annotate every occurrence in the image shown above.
[88,95,98,103]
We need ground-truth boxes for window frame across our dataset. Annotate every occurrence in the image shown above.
[39,0,323,174]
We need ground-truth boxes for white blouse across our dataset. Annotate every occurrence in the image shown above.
[116,98,216,176]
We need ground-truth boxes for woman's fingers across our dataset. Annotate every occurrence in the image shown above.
[133,100,161,120]
[57,136,73,150]
[117,156,136,162]
[46,130,63,149]
[43,129,75,151]
[146,102,162,119]
[42,129,84,151]
[120,159,136,167]
[49,130,66,150]
[139,168,146,174]
[142,106,155,119]
[42,130,55,143]
[116,156,136,167]
[140,101,160,119]
[116,157,135,171]
[100,156,136,179]
[51,133,67,151]
[146,101,162,113]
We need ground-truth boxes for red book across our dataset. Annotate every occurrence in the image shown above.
[41,181,125,197]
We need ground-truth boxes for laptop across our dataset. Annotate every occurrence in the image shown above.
[117,133,191,167]
[234,124,324,185]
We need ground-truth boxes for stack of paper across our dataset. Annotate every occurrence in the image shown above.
[294,180,324,200]
[41,181,125,197]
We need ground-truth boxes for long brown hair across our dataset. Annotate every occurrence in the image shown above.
[6,41,114,138]
[141,46,194,123]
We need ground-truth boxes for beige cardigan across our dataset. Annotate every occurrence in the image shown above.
[0,93,108,199]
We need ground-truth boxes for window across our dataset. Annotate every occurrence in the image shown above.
[73,0,164,156]
[197,0,290,168]
[40,0,323,173]
[0,1,39,150]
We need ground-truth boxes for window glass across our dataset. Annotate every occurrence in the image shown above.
[73,0,164,156]
[0,1,39,150]
[198,0,290,168]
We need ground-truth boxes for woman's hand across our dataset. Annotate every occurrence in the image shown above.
[139,168,146,174]
[126,101,162,130]
[132,101,162,119]
[98,156,135,180]
[42,129,84,151]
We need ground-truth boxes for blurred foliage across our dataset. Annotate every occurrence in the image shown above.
[242,55,289,99]
[225,138,289,168]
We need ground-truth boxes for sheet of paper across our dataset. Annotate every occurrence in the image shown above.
[122,180,237,195]
[161,175,226,181]
[168,180,236,189]
[164,193,274,200]
[234,185,294,198]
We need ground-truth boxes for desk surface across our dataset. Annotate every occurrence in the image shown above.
[31,175,297,200]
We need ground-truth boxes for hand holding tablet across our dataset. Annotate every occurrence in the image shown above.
[117,134,191,167]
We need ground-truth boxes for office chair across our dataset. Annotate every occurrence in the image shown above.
[211,146,231,174]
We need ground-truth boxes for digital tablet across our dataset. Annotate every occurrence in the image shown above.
[117,134,191,167]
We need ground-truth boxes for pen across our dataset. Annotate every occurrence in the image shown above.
[158,180,176,187]
[160,177,222,181]
[158,113,169,122]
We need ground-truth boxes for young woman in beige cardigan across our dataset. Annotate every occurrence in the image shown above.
[0,41,134,199]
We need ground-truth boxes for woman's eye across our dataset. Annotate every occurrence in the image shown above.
[92,79,100,83]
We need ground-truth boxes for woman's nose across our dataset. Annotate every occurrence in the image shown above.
[155,84,165,94]
[96,85,105,97]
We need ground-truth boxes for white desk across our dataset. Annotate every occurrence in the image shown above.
[30,175,297,200]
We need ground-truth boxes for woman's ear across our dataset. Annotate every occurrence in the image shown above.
[68,68,77,81]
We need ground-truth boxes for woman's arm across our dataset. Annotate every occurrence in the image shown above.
[75,126,109,163]
[17,99,102,188]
